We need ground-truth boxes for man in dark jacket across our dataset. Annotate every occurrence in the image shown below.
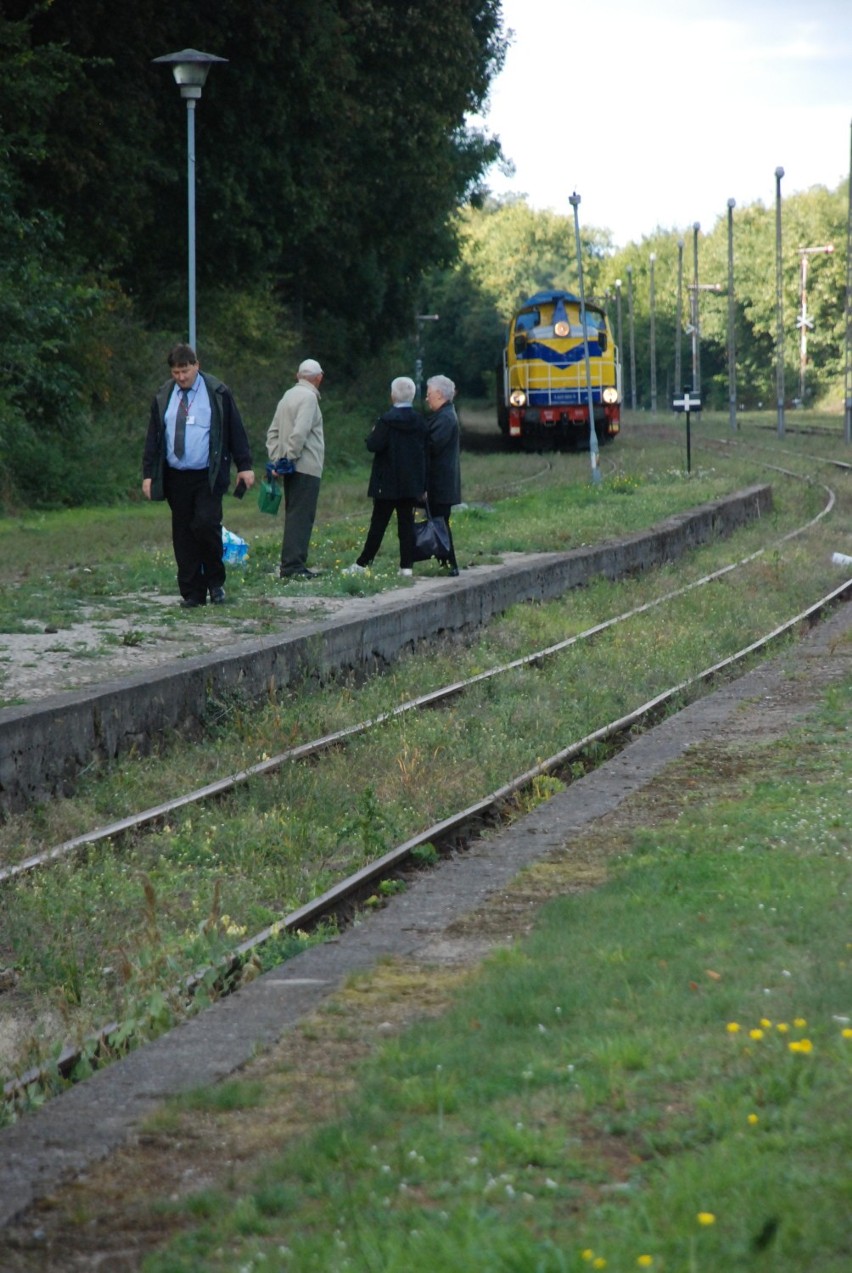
[343,376,426,577]
[142,343,255,607]
[425,373,461,575]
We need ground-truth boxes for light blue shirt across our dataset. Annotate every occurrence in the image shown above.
[166,374,211,470]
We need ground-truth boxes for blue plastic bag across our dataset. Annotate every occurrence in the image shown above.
[222,526,249,565]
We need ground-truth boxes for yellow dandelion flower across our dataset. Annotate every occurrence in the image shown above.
[760,1017,772,1028]
[747,1113,759,1125]
[637,1257,654,1268]
[726,1022,741,1034]
[581,1252,595,1263]
[697,1212,716,1226]
[842,1028,852,1040]
[749,1028,765,1041]
[793,1017,807,1028]
[776,1022,789,1033]
[789,1038,813,1054]
[593,1261,607,1270]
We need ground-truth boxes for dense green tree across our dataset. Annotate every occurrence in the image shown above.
[1,1,506,504]
[3,0,506,359]
[601,183,848,411]
[0,11,112,504]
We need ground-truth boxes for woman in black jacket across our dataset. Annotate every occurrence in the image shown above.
[344,377,427,577]
[425,374,461,575]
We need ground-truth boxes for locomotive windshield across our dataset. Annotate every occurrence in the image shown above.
[516,306,604,340]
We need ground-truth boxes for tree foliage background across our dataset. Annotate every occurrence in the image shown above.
[0,0,506,505]
[0,0,848,510]
[418,183,849,411]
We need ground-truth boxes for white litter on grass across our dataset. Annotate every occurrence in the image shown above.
[831,551,852,566]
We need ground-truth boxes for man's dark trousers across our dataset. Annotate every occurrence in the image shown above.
[165,468,225,602]
[280,472,321,576]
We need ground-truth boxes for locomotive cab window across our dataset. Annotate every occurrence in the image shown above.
[514,310,539,354]
[515,311,539,332]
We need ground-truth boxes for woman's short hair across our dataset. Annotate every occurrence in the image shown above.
[390,376,416,405]
[426,374,455,403]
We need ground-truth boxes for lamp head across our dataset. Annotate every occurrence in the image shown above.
[152,48,228,98]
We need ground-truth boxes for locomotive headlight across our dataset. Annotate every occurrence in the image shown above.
[554,320,570,337]
[602,387,619,404]
[509,389,527,407]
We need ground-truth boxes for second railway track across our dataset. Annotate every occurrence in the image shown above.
[1,425,849,1118]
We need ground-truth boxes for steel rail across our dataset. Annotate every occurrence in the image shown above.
[0,474,837,888]
[5,576,849,1108]
[0,493,834,887]
[698,432,851,474]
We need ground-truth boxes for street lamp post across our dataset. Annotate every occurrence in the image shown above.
[614,278,624,402]
[675,238,684,404]
[774,166,785,437]
[691,222,701,394]
[569,192,601,484]
[152,48,228,350]
[796,245,834,405]
[414,314,439,405]
[726,199,737,431]
[626,265,637,411]
[649,253,657,414]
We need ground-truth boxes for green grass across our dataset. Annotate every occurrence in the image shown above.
[0,415,809,623]
[141,685,852,1272]
[0,420,847,1086]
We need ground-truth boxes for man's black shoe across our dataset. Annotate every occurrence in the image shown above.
[209,587,226,604]
[281,568,318,580]
[447,567,460,577]
[180,596,206,608]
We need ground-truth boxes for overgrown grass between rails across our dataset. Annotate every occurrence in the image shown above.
[0,460,832,853]
[140,690,852,1273]
[0,500,847,1087]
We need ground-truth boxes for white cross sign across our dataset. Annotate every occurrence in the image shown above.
[673,392,702,413]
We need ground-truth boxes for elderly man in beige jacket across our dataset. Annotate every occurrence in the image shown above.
[266,358,325,579]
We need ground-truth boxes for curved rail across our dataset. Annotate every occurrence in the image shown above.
[5,576,849,1107]
[1,473,837,887]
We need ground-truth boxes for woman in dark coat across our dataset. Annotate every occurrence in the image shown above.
[344,377,427,577]
[425,373,461,575]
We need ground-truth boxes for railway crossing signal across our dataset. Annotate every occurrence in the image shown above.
[672,390,702,474]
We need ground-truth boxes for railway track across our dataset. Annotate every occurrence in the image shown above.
[0,473,837,889]
[4,579,849,1110]
[1,438,849,1112]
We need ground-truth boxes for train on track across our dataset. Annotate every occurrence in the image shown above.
[497,289,622,448]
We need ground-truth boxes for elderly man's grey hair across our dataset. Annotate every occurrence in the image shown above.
[390,376,416,405]
[426,374,455,403]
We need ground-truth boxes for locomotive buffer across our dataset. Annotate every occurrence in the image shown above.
[673,390,701,474]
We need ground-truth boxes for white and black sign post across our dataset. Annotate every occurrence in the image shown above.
[672,391,702,473]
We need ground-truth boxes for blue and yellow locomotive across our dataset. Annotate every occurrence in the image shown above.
[498,290,622,446]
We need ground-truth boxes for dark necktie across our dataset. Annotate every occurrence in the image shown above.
[174,389,189,459]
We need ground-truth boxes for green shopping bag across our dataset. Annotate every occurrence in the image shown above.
[257,478,282,515]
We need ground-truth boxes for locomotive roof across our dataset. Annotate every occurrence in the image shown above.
[519,289,602,312]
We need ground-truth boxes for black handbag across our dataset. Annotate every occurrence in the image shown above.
[412,499,451,562]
